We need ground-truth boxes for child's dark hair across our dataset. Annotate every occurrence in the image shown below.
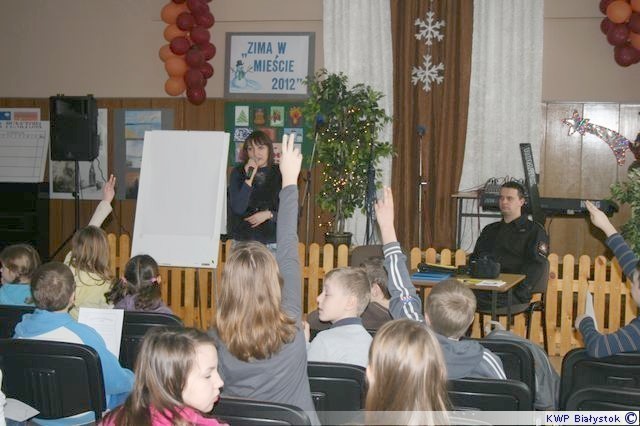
[0,243,41,283]
[239,130,275,165]
[105,255,161,310]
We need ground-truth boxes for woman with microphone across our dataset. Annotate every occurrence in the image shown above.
[227,130,282,249]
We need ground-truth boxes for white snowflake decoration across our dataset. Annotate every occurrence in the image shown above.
[414,11,445,46]
[411,54,444,92]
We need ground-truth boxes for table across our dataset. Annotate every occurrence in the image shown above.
[412,273,526,330]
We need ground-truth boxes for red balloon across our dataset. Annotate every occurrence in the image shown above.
[187,87,206,105]
[195,12,215,28]
[187,0,208,16]
[199,42,216,60]
[614,43,638,66]
[199,62,214,79]
[607,23,630,45]
[600,0,615,14]
[633,0,640,12]
[185,48,205,67]
[185,68,206,88]
[172,0,186,3]
[601,18,614,34]
[190,26,210,44]
[176,12,196,31]
[170,36,191,55]
[629,13,640,32]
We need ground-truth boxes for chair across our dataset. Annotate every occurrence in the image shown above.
[565,386,640,411]
[119,311,184,369]
[448,378,533,411]
[478,261,550,353]
[307,361,366,425]
[0,338,106,423]
[559,347,640,409]
[214,396,311,426]
[349,244,383,266]
[476,338,535,401]
[0,304,35,338]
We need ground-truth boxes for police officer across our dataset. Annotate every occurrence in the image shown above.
[471,181,549,311]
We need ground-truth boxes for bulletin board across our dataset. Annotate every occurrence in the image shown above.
[224,101,313,168]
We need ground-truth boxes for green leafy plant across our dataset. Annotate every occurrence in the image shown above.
[303,69,393,234]
[610,166,640,253]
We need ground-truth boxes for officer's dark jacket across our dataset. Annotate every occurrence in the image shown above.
[471,214,549,304]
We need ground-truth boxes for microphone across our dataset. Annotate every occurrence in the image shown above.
[417,125,426,137]
[246,166,255,179]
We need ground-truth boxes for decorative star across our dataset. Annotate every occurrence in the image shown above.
[561,110,590,136]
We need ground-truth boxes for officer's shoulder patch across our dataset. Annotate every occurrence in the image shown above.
[537,241,549,256]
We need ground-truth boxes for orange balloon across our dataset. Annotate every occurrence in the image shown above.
[163,24,187,42]
[165,77,186,96]
[632,0,640,12]
[161,2,187,24]
[607,0,633,23]
[630,31,640,49]
[159,44,175,62]
[165,57,188,77]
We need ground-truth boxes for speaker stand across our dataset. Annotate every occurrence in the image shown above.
[49,160,82,260]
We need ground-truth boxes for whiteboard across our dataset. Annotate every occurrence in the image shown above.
[131,131,229,268]
[0,121,48,182]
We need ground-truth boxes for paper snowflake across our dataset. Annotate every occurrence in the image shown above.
[411,54,444,92]
[414,11,445,46]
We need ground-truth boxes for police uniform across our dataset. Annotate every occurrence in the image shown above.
[471,214,549,310]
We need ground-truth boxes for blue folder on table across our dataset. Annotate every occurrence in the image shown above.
[411,271,452,282]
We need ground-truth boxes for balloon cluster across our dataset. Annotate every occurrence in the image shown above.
[160,0,215,105]
[600,0,640,67]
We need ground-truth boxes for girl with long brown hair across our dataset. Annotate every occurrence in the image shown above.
[210,133,319,424]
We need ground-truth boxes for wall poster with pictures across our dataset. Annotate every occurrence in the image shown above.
[224,102,312,168]
[112,109,174,199]
[50,108,108,200]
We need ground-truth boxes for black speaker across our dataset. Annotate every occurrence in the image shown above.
[50,95,99,161]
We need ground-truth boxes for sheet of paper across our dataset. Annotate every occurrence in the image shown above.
[473,280,506,287]
[4,398,40,422]
[77,307,124,358]
[0,121,49,183]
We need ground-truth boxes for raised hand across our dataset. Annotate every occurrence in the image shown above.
[102,174,116,203]
[585,200,617,237]
[279,133,302,187]
[375,187,397,244]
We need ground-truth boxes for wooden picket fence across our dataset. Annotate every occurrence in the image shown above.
[108,234,638,356]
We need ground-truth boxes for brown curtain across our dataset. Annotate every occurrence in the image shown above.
[390,0,473,250]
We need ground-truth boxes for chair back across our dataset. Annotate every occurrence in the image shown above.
[0,304,35,338]
[0,338,106,421]
[476,338,535,400]
[350,245,383,266]
[565,386,640,411]
[531,259,550,295]
[559,348,640,409]
[119,311,184,369]
[307,361,366,424]
[214,396,311,426]
[448,378,533,411]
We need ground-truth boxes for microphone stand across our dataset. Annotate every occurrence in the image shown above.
[417,125,427,249]
[364,140,376,245]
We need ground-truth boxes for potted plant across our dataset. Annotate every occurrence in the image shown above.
[303,69,393,246]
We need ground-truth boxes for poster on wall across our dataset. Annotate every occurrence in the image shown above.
[224,32,315,99]
[0,108,40,121]
[49,108,108,200]
[224,102,312,168]
[113,109,174,200]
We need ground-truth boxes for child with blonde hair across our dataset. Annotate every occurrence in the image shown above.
[65,175,116,318]
[366,319,449,425]
[105,254,172,314]
[210,134,319,425]
[102,328,225,426]
[0,243,41,306]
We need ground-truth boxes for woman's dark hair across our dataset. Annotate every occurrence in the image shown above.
[239,130,275,166]
[105,254,161,310]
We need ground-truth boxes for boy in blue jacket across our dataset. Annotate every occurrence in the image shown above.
[13,261,134,409]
